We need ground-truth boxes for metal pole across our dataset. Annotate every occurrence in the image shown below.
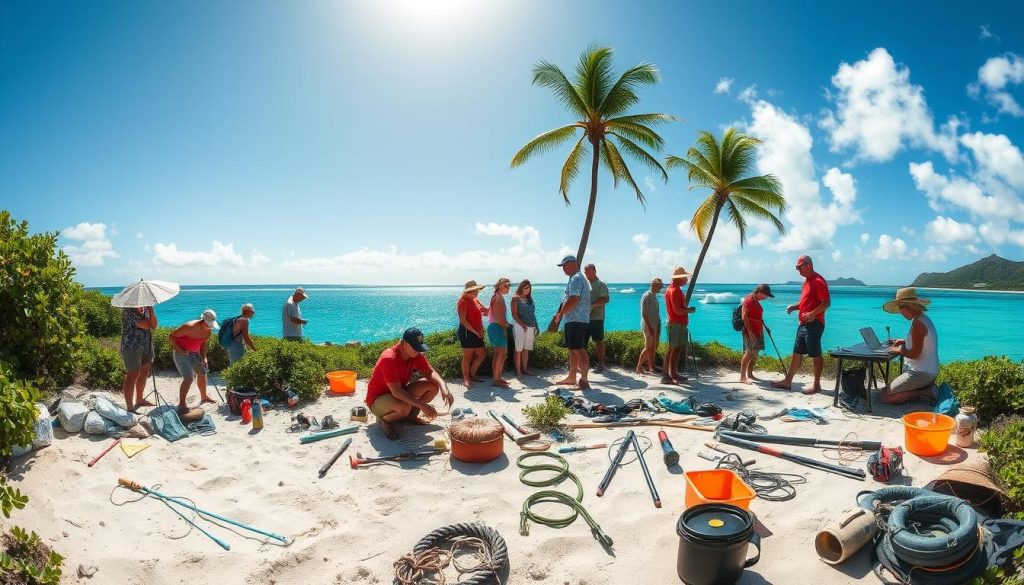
[765,325,788,375]
[632,433,661,508]
[596,430,633,496]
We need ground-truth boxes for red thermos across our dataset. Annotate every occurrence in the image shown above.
[241,399,252,424]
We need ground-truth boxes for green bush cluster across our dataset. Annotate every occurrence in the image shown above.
[77,289,120,337]
[0,526,63,585]
[78,337,125,391]
[980,415,1024,519]
[224,339,328,402]
[0,212,84,391]
[939,357,1024,425]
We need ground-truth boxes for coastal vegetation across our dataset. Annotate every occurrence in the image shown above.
[664,129,787,301]
[511,45,674,263]
[912,254,1024,291]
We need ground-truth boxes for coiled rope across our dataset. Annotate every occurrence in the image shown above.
[393,522,508,585]
[714,453,807,501]
[517,452,612,548]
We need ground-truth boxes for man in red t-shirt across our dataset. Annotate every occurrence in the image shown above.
[366,327,454,440]
[739,284,774,384]
[662,266,696,385]
[773,255,831,393]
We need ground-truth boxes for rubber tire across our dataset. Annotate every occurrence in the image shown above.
[887,495,978,568]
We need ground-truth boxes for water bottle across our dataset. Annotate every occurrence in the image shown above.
[954,407,977,448]
[251,399,264,430]
[286,390,299,408]
[241,399,252,424]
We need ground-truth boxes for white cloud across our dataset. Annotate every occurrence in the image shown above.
[979,25,998,41]
[821,48,960,163]
[738,84,758,103]
[872,234,909,260]
[153,241,245,267]
[832,249,842,262]
[925,216,978,244]
[250,250,271,266]
[632,231,690,271]
[61,222,117,267]
[922,246,947,262]
[860,232,870,244]
[473,222,541,256]
[967,53,1024,117]
[714,77,734,95]
[743,100,860,253]
[631,233,649,246]
[960,132,1024,189]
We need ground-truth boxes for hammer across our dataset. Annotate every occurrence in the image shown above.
[488,410,541,445]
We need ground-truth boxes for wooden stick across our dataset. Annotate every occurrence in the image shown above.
[88,438,122,467]
[567,418,712,432]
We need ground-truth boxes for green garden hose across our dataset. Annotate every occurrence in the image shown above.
[516,452,612,547]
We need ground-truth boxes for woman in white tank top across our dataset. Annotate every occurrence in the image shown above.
[881,288,939,405]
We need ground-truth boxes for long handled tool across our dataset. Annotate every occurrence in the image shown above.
[557,443,607,454]
[567,416,711,432]
[88,438,122,467]
[718,430,881,451]
[299,425,359,444]
[318,438,352,478]
[632,433,661,508]
[488,410,541,445]
[714,433,865,480]
[501,414,542,441]
[765,325,788,376]
[349,449,446,468]
[117,478,289,545]
[698,450,756,467]
[596,430,633,496]
[658,429,679,467]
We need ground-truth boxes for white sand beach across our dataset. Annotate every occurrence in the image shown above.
[10,368,977,585]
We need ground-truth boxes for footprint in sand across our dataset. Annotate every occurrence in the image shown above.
[184,461,207,471]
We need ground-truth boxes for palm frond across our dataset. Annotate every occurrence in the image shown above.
[665,153,717,189]
[720,132,761,184]
[511,124,581,168]
[559,136,588,204]
[599,63,659,117]
[609,113,678,127]
[693,130,723,178]
[689,195,720,243]
[609,133,668,181]
[532,62,588,117]
[731,194,787,235]
[599,140,623,188]
[605,119,665,150]
[723,198,748,247]
[603,139,646,206]
[576,46,614,112]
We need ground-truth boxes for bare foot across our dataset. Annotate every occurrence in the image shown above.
[379,419,399,440]
[135,398,155,407]
[462,378,472,387]
[738,378,750,385]
[492,379,510,387]
[554,378,577,386]
[772,380,791,389]
[802,386,822,395]
[200,396,217,405]
[660,376,676,385]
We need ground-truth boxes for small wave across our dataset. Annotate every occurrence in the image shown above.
[619,288,636,294]
[700,292,739,304]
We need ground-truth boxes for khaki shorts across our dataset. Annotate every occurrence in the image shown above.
[667,323,688,347]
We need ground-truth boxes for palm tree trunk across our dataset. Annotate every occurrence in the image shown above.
[576,138,601,264]
[685,200,723,303]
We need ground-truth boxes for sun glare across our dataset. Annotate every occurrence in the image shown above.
[361,0,490,36]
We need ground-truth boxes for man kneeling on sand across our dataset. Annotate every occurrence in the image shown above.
[365,327,455,440]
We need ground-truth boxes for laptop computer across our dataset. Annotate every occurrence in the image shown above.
[859,327,892,354]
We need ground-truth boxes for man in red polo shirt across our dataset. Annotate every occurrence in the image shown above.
[662,266,696,385]
[366,327,455,440]
[773,255,831,394]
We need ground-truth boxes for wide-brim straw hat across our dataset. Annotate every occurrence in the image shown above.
[882,287,931,313]
[671,266,692,280]
[462,280,486,294]
[927,456,1006,512]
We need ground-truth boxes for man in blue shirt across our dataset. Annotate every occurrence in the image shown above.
[551,255,592,390]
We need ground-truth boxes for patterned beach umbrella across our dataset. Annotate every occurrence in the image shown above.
[110,279,180,308]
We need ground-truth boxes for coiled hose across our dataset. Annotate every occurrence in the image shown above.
[517,452,613,547]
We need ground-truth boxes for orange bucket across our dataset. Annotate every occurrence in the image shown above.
[902,412,954,456]
[684,469,756,510]
[327,370,357,394]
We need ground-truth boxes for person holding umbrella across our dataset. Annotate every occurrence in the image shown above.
[111,279,181,409]
[120,305,157,412]
[739,284,773,384]
[169,309,220,413]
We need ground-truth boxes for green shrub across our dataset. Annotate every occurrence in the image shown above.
[0,526,63,585]
[0,364,42,459]
[0,212,84,391]
[980,415,1024,519]
[78,289,120,337]
[599,330,647,367]
[522,396,570,431]
[77,337,124,391]
[530,332,569,370]
[224,339,326,402]
[939,357,1024,425]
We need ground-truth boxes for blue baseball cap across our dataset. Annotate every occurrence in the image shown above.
[557,255,578,266]
[403,327,428,352]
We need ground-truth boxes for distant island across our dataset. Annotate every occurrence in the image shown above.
[911,254,1024,291]
[784,276,866,286]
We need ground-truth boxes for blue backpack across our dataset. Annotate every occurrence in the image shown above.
[218,315,240,346]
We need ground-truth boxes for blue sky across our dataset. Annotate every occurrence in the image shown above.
[2,0,1023,286]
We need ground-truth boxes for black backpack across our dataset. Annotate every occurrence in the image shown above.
[731,304,744,331]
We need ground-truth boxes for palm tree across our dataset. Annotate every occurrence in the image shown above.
[666,129,787,301]
[512,45,676,263]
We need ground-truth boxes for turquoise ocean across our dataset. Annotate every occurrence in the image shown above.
[96,284,1023,363]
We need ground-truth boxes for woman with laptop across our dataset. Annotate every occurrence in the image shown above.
[881,288,939,404]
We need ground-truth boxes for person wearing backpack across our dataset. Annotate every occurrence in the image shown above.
[738,284,773,384]
[221,303,256,365]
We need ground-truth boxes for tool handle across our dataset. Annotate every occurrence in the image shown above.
[597,431,633,496]
[557,443,607,453]
[88,438,122,467]
[319,438,353,478]
[118,477,143,491]
[349,455,361,469]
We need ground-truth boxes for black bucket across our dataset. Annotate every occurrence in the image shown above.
[676,504,761,585]
[227,388,258,416]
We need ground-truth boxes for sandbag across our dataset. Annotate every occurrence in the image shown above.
[92,395,136,428]
[33,402,54,449]
[83,411,108,435]
[57,401,90,433]
[125,423,150,439]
